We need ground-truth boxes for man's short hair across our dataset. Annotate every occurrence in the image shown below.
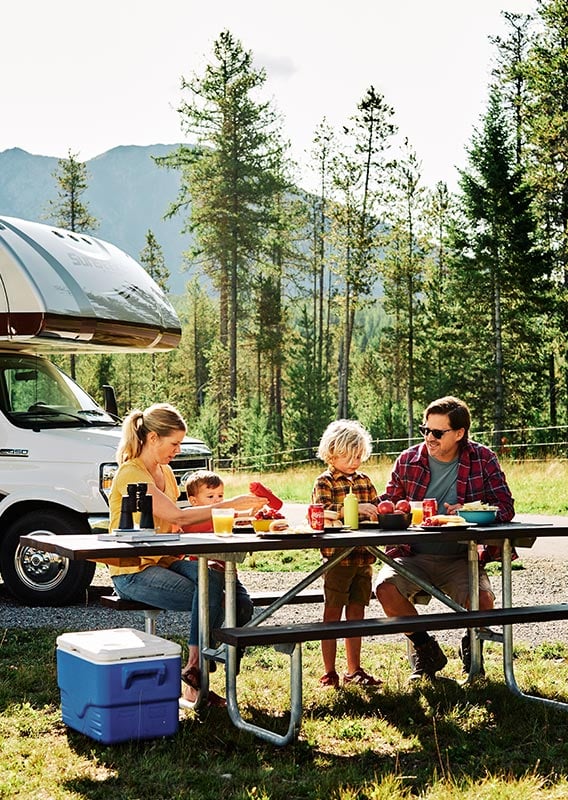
[424,396,471,438]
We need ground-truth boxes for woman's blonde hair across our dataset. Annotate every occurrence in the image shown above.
[116,403,187,464]
[316,419,373,465]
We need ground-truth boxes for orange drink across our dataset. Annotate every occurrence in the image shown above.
[211,508,235,536]
[410,502,423,526]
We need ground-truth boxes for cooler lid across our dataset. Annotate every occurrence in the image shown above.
[56,628,181,662]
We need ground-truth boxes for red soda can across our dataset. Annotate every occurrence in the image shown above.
[422,498,438,520]
[307,503,325,531]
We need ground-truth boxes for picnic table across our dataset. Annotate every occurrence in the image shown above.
[20,520,568,746]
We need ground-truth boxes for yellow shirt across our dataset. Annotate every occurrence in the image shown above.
[107,457,181,576]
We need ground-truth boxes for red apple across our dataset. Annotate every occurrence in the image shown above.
[395,499,411,514]
[378,500,395,514]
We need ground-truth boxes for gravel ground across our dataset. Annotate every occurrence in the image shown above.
[1,553,567,649]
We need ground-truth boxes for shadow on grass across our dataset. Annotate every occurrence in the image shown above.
[4,628,568,800]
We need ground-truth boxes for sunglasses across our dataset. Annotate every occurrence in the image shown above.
[419,425,452,440]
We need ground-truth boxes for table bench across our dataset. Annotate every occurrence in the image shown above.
[214,602,568,745]
[100,589,325,635]
[214,603,568,647]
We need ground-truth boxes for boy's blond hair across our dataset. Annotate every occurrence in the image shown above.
[316,419,373,465]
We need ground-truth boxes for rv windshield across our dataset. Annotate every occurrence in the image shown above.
[0,355,118,429]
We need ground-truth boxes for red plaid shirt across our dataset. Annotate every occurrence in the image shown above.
[382,440,515,522]
[312,467,379,565]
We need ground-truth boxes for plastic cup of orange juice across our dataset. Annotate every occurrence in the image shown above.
[410,502,423,526]
[212,508,235,536]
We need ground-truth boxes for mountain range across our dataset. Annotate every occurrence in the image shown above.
[0,144,193,295]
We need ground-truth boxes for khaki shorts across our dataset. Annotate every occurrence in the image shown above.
[324,563,373,608]
[373,553,494,608]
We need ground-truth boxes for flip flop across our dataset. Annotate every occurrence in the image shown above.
[179,688,227,709]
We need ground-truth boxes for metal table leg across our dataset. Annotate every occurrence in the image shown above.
[501,538,568,711]
[223,558,303,746]
[466,540,482,679]
[196,555,210,707]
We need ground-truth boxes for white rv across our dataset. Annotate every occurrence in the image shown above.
[0,216,211,605]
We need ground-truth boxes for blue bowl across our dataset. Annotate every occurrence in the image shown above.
[459,509,497,524]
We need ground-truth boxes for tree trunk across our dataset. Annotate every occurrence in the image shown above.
[493,270,505,448]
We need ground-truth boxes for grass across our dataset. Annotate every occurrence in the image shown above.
[2,459,568,799]
[218,457,568,516]
[3,629,568,799]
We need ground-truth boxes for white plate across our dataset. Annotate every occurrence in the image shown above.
[419,523,476,532]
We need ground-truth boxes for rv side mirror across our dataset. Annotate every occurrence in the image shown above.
[102,385,118,418]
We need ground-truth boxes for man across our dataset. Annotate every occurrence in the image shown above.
[374,395,515,680]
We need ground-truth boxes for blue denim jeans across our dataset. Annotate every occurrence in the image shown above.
[112,559,225,647]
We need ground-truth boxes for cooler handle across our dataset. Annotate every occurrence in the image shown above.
[122,664,166,689]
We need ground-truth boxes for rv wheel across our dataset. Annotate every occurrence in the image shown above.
[0,510,96,606]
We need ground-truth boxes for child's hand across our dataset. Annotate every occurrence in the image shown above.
[359,502,379,521]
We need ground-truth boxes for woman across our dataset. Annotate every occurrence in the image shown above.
[108,402,264,706]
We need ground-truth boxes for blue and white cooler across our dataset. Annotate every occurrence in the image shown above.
[56,628,181,744]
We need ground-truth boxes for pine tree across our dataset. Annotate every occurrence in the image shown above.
[46,149,98,380]
[328,86,396,418]
[381,139,427,440]
[524,0,568,423]
[139,231,171,394]
[139,229,170,292]
[455,87,549,436]
[46,149,98,234]
[157,30,284,446]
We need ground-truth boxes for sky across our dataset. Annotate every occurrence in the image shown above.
[1,0,539,192]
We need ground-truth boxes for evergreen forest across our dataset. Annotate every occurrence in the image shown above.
[48,2,568,467]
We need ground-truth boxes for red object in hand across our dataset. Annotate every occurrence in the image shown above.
[249,481,283,510]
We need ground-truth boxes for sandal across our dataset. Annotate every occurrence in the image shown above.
[343,668,382,687]
[181,667,226,708]
[180,688,227,708]
[318,670,340,688]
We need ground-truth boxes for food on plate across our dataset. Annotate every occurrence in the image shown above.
[323,510,342,528]
[268,518,289,532]
[249,481,283,510]
[460,501,499,512]
[233,517,253,528]
[377,500,395,514]
[395,499,412,514]
[422,515,468,527]
[254,508,285,521]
